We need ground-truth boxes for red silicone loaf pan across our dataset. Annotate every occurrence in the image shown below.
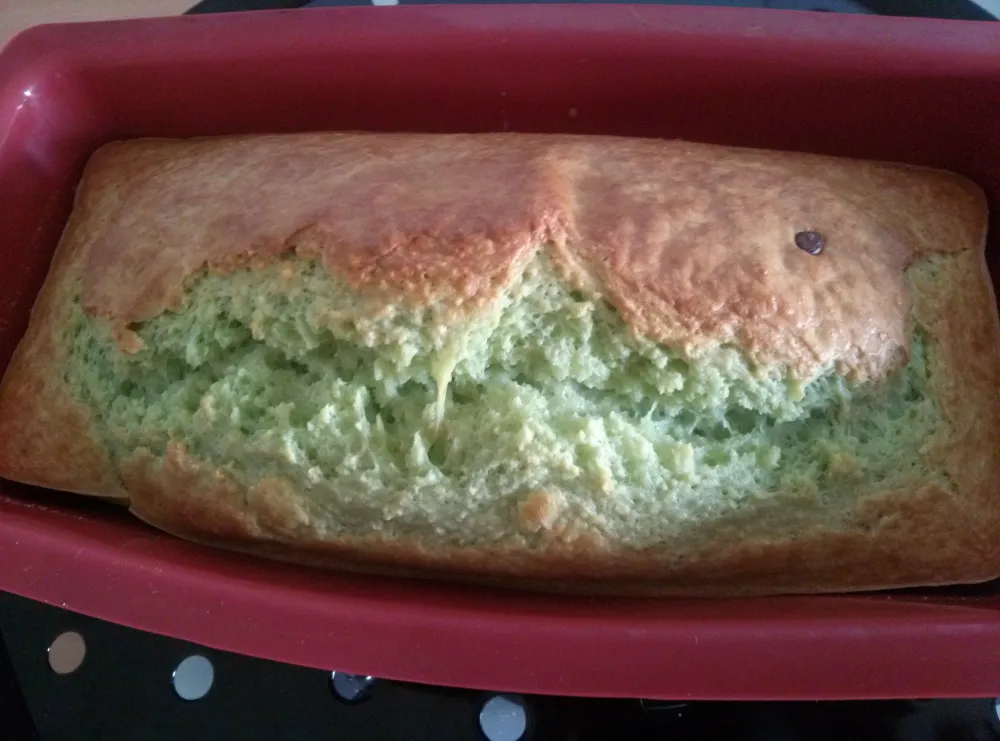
[1,4,1000,701]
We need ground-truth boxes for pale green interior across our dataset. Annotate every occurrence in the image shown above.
[65,254,948,545]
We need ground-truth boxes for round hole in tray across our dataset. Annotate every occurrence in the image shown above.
[479,694,529,741]
[48,631,86,675]
[330,671,376,703]
[173,655,215,701]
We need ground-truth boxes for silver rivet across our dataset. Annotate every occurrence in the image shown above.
[48,631,86,675]
[479,694,529,741]
[173,655,214,701]
[330,672,375,703]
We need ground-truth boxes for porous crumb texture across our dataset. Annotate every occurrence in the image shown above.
[65,251,948,549]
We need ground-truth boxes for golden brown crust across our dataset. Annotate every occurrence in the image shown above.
[120,443,997,597]
[1,131,998,596]
[910,249,1000,547]
[0,166,127,499]
[78,133,985,380]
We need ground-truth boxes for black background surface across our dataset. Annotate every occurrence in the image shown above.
[188,0,997,20]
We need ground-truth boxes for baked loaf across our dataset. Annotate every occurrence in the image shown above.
[1,132,998,596]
